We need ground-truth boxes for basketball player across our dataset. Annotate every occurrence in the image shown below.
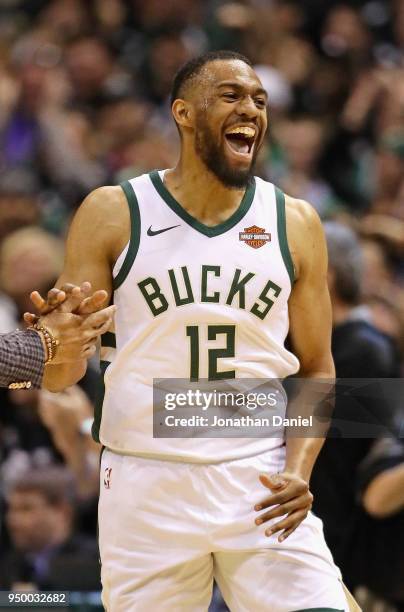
[44,51,356,611]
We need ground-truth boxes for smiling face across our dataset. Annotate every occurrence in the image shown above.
[175,59,268,188]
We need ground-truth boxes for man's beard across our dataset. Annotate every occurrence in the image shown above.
[194,118,257,188]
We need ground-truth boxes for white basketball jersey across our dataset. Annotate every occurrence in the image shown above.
[93,170,300,461]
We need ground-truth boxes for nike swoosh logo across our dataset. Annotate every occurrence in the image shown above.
[147,224,180,236]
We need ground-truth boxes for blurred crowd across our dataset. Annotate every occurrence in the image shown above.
[0,0,403,610]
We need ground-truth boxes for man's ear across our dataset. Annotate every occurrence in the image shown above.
[172,99,193,129]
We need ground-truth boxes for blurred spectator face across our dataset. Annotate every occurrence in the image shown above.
[6,489,70,553]
[39,0,89,40]
[148,35,190,101]
[66,38,113,97]
[94,0,126,33]
[271,2,303,35]
[279,118,325,174]
[98,99,149,151]
[275,38,315,86]
[133,0,200,30]
[322,6,370,57]
[0,227,63,312]
[0,194,39,242]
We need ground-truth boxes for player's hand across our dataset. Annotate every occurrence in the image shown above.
[39,304,116,364]
[254,472,313,542]
[55,282,109,315]
[24,287,67,323]
[23,281,109,324]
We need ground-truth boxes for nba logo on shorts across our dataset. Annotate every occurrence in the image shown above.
[104,467,112,489]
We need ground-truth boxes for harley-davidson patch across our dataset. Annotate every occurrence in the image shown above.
[239,225,271,249]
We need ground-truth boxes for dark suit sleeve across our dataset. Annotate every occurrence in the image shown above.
[0,329,45,389]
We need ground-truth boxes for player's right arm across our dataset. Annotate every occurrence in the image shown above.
[43,186,130,392]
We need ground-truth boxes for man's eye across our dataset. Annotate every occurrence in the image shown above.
[255,98,266,108]
[222,93,237,100]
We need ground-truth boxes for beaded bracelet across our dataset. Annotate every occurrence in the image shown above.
[31,323,60,364]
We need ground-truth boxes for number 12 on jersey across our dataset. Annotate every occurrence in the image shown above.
[186,325,236,381]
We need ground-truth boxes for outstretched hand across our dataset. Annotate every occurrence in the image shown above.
[24,282,109,324]
[23,281,114,365]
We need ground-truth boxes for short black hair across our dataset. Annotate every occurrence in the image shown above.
[170,50,252,106]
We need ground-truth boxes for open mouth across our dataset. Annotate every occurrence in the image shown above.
[224,126,256,156]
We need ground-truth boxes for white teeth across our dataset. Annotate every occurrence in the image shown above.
[226,126,256,138]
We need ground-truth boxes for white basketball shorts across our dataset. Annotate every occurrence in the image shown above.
[98,446,349,612]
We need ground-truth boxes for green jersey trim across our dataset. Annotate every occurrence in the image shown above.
[92,360,110,443]
[275,186,295,286]
[114,181,141,290]
[149,170,256,237]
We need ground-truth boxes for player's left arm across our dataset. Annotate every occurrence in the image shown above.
[255,198,335,541]
[284,197,335,478]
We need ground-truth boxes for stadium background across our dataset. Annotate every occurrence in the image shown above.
[0,0,403,610]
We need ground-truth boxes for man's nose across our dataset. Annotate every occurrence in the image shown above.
[236,95,259,118]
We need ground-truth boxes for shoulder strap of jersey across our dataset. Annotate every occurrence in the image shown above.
[274,186,295,286]
[113,180,141,290]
